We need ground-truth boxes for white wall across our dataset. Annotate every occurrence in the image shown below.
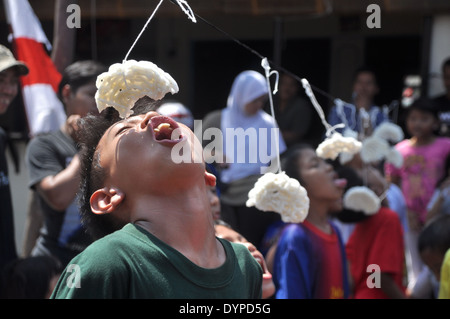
[428,15,450,98]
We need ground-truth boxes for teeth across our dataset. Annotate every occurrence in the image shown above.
[153,122,172,133]
[157,123,171,130]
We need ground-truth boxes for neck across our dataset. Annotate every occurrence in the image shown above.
[410,134,436,146]
[131,184,224,268]
[306,200,332,234]
[354,97,372,111]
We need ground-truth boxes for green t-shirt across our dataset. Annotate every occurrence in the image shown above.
[51,223,262,298]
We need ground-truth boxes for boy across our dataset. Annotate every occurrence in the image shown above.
[328,66,388,137]
[26,60,106,266]
[413,214,450,298]
[51,99,263,298]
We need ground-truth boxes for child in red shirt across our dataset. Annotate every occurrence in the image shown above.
[338,165,406,298]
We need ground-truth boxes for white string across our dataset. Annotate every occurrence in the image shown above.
[123,0,165,62]
[261,57,281,173]
[301,78,344,137]
[175,0,197,23]
[124,0,197,62]
[334,98,350,128]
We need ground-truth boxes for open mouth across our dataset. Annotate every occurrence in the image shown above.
[253,252,272,280]
[332,173,347,189]
[149,115,183,143]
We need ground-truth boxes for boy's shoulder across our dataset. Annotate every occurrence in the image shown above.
[66,224,135,266]
[220,239,262,274]
[395,139,411,150]
[371,207,403,231]
[278,223,312,250]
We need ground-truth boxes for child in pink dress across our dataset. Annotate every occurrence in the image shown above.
[385,98,450,287]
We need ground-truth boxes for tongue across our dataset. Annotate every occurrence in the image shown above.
[155,125,173,141]
[334,178,347,188]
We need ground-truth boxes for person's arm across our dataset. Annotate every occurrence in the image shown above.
[275,247,311,299]
[51,0,76,72]
[427,178,450,222]
[35,154,80,211]
[426,190,444,223]
[380,272,406,299]
[386,174,401,188]
[274,227,312,299]
[368,210,407,298]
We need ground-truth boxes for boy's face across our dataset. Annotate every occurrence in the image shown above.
[296,148,345,206]
[96,111,210,197]
[0,68,19,114]
[353,71,378,101]
[278,74,298,101]
[63,80,98,117]
[243,94,267,116]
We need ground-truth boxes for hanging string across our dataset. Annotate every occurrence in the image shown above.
[124,0,165,62]
[90,0,98,61]
[125,0,197,62]
[261,57,281,173]
[171,1,342,105]
[173,0,197,23]
[301,78,344,137]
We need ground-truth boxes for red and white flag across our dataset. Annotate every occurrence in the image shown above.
[4,0,66,136]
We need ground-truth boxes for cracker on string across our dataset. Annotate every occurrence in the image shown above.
[95,60,179,118]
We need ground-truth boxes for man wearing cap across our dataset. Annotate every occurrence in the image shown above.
[0,44,29,274]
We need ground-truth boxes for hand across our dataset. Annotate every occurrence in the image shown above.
[439,177,450,196]
[65,114,82,142]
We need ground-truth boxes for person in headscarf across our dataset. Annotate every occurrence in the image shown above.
[202,70,286,247]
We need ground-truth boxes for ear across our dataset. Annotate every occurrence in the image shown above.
[90,187,125,215]
[204,171,216,187]
[61,84,72,105]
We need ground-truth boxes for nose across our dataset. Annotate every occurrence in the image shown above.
[210,192,219,206]
[1,82,17,96]
[139,111,160,129]
[324,160,333,171]
[244,242,256,252]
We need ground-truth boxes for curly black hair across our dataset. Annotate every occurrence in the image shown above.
[77,97,159,240]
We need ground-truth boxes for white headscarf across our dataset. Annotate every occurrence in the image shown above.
[220,70,286,183]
